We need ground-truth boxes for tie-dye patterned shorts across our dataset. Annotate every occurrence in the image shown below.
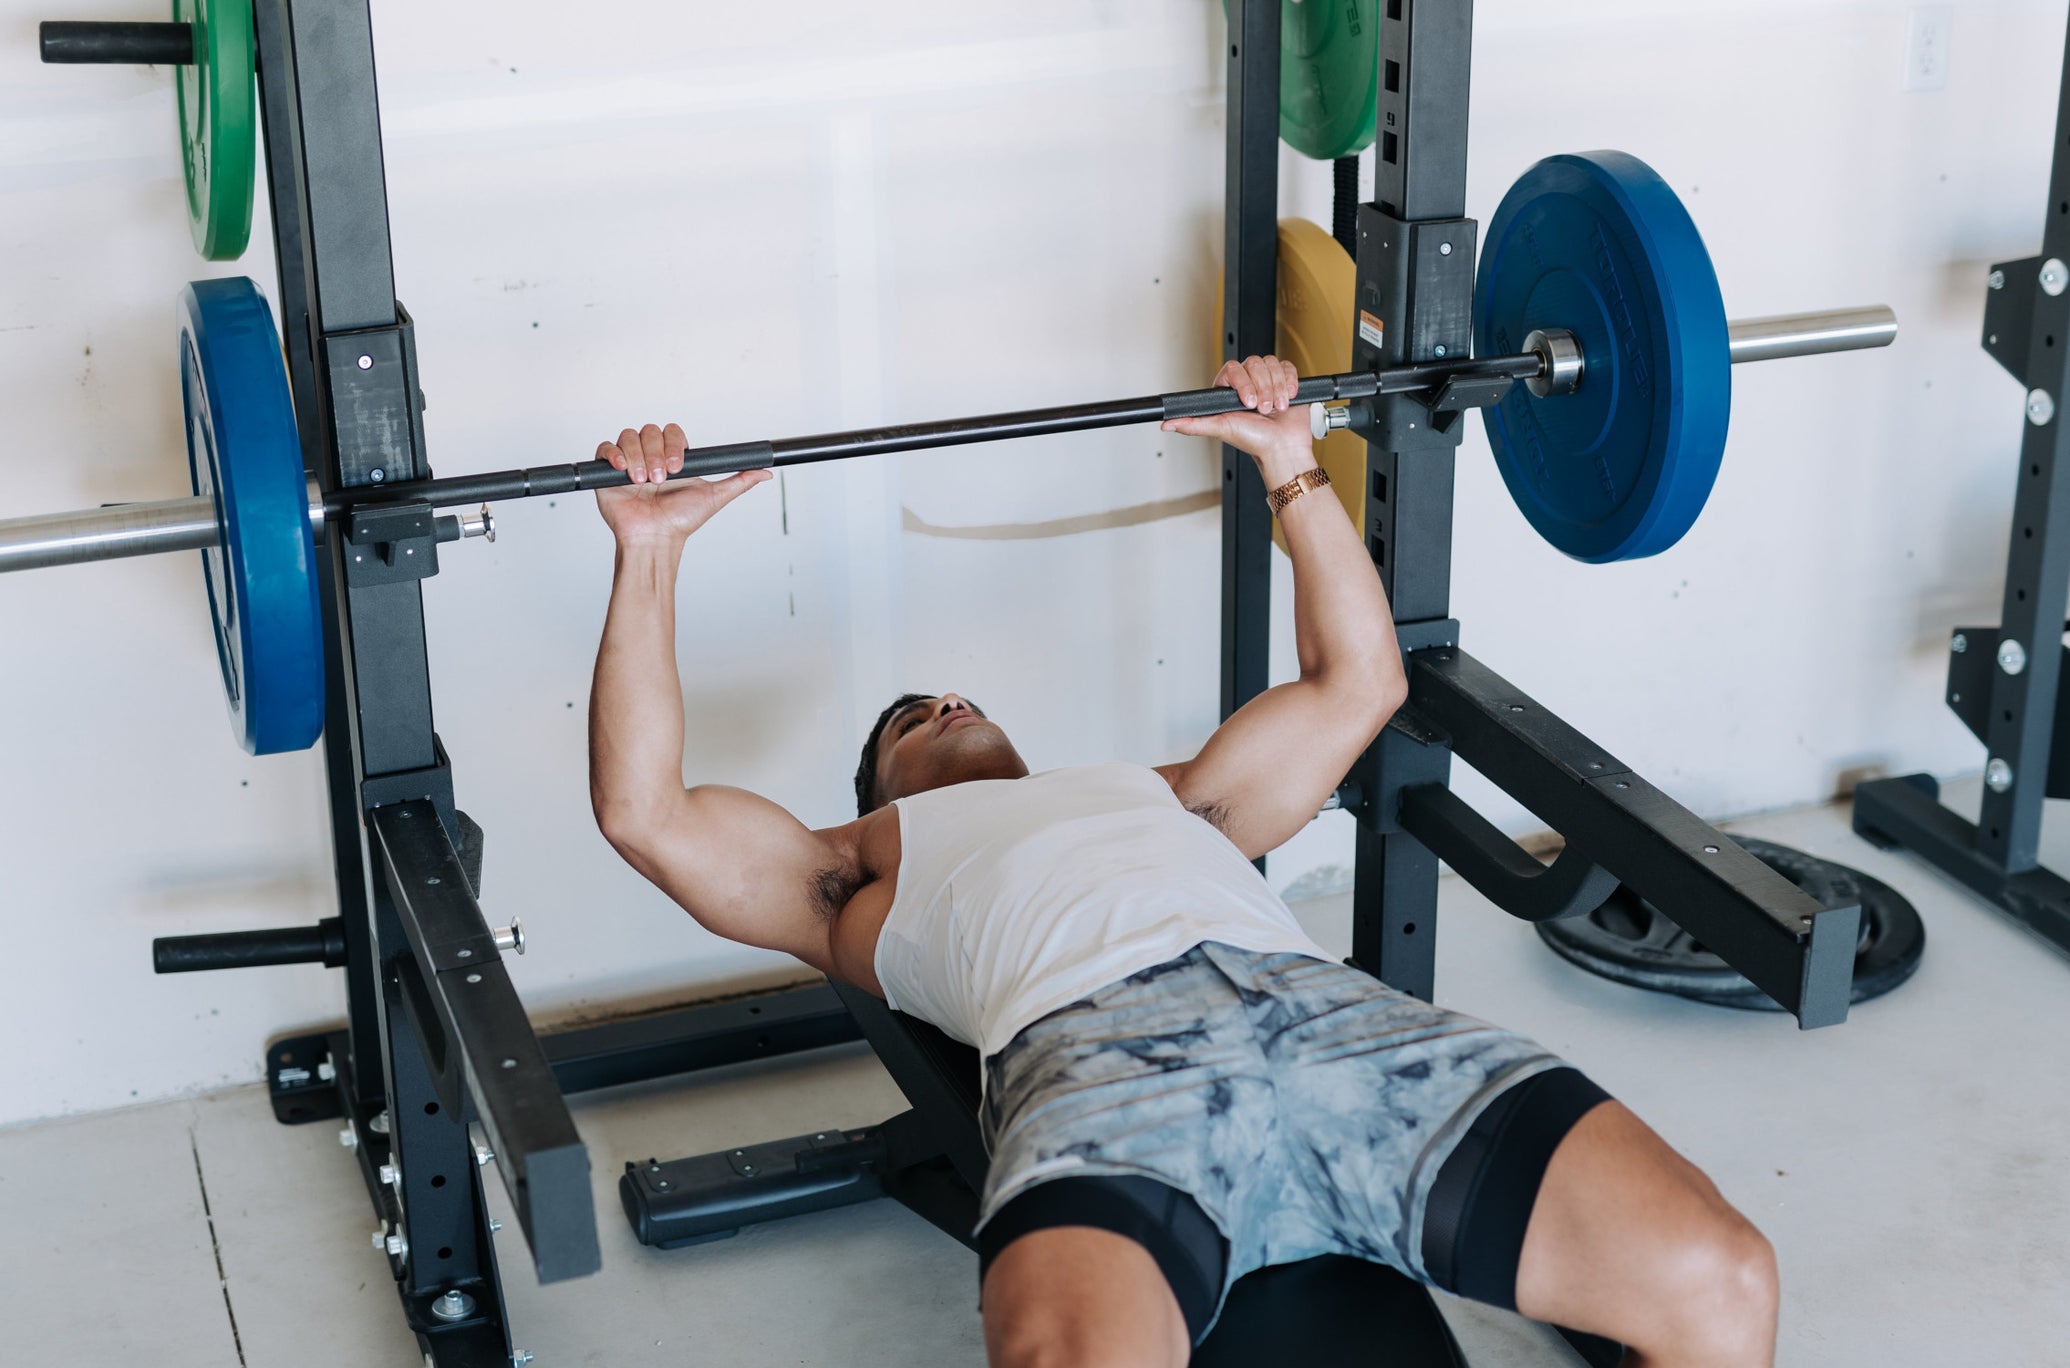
[977,940,1573,1328]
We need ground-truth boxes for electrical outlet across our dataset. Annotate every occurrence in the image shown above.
[1905,5,1952,92]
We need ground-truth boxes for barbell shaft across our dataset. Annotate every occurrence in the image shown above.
[0,496,218,574]
[1727,306,1897,364]
[0,303,1897,575]
[375,304,1893,513]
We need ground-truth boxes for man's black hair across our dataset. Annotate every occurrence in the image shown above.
[855,692,932,817]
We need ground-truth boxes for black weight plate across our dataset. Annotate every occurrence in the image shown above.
[1536,838,1924,1011]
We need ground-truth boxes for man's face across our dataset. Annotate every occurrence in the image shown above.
[874,693,1027,807]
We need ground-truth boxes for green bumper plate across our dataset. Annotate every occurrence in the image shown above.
[174,0,255,260]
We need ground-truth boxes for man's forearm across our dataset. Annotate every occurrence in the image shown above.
[1266,445,1403,692]
[589,539,691,841]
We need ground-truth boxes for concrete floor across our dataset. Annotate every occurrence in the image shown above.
[3,785,2067,1367]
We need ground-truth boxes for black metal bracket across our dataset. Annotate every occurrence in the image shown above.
[1409,647,1857,1027]
[370,802,600,1284]
[1420,371,1514,434]
[1398,783,1619,923]
[345,502,441,586]
[322,305,429,488]
[1983,257,2041,380]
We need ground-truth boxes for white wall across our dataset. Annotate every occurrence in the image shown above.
[1,0,2059,1125]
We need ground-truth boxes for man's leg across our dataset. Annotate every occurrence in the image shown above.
[981,1227,1188,1368]
[1514,1101,1779,1368]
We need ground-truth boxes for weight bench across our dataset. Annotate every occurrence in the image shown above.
[628,977,1473,1366]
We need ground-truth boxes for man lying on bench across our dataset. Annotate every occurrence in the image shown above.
[585,355,1778,1368]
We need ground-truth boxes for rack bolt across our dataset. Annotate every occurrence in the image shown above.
[430,1290,475,1323]
[339,1126,357,1149]
[2042,258,2068,296]
[1951,633,1968,653]
[1987,758,2015,793]
[1988,269,2006,290]
[1999,639,2028,676]
[2028,390,2055,426]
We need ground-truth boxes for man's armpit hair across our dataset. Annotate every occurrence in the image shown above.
[1187,800,1232,834]
[808,864,860,921]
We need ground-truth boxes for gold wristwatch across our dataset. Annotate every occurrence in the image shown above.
[1267,467,1331,515]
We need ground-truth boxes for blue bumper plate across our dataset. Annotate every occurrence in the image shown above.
[179,277,323,754]
[1475,151,1730,562]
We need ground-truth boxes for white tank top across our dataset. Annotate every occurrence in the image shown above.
[872,762,1334,1058]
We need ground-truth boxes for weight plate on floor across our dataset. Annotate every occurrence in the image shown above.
[174,0,256,260]
[179,277,322,754]
[1475,151,1730,562]
[1536,838,1926,1011]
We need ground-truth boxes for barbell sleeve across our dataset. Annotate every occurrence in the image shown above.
[1727,306,1897,364]
[0,495,219,573]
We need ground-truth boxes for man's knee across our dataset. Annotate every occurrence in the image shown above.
[1655,1211,1779,1358]
[980,1227,1189,1368]
[985,1302,1148,1368]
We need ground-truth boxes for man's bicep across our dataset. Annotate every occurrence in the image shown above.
[1164,680,1379,857]
[616,785,839,969]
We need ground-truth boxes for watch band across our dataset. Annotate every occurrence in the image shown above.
[1267,467,1331,515]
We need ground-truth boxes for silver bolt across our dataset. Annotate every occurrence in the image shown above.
[357,353,374,370]
[370,467,387,483]
[1438,241,1453,256]
[1433,344,1448,357]
[386,1231,409,1260]
[1989,269,2006,290]
[466,972,482,984]
[369,1110,390,1135]
[457,948,473,959]
[493,919,525,956]
[511,1352,534,1368]
[339,1126,357,1149]
[475,1142,495,1168]
[1952,633,1968,653]
[2042,258,2068,296]
[379,1162,402,1190]
[488,1218,503,1233]
[372,1228,387,1250]
[1987,758,2016,793]
[1702,845,1720,854]
[2028,390,2055,426]
[1999,638,2028,675]
[430,1290,475,1323]
[317,1059,336,1083]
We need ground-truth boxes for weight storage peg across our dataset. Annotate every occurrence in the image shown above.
[39,2,255,260]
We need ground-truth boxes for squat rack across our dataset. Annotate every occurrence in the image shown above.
[1853,10,2070,962]
[82,1,1861,1363]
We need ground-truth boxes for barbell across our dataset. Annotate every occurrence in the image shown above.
[0,151,1895,756]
